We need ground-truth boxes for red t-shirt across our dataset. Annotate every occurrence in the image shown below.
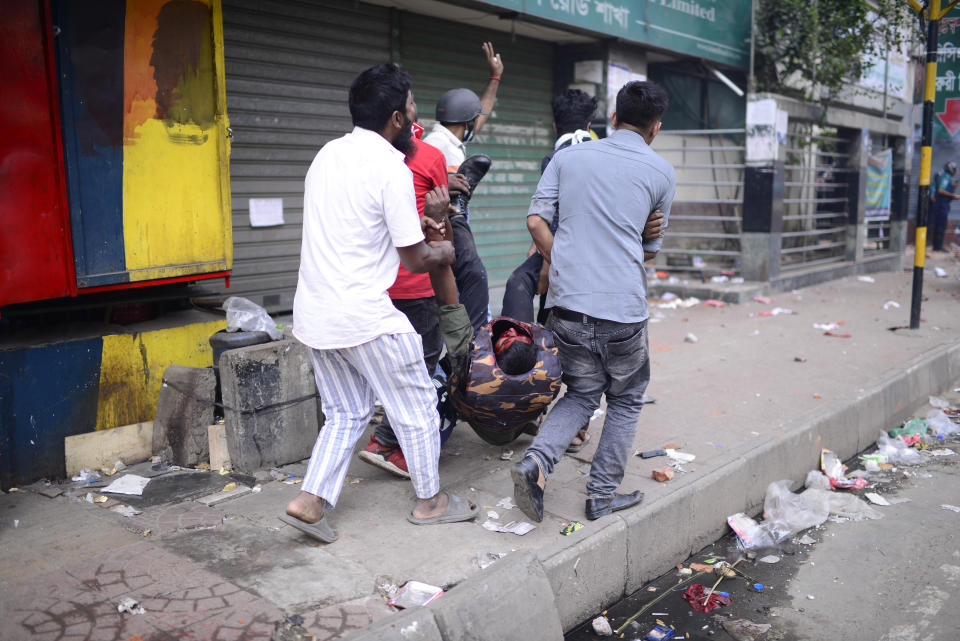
[388,138,449,299]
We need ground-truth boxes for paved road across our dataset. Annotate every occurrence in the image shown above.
[565,396,960,641]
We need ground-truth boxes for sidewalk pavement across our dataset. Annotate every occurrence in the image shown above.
[3,250,960,641]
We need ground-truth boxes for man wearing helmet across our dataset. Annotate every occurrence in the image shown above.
[423,42,504,333]
[930,160,960,252]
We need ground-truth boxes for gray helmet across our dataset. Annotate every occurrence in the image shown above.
[436,88,486,124]
[947,161,958,175]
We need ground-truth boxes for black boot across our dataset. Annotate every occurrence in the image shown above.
[585,490,644,520]
[451,154,492,215]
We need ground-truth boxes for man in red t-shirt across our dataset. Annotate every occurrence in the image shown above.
[358,136,451,479]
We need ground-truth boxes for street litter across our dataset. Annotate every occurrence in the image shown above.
[930,395,951,409]
[798,534,816,545]
[925,410,960,438]
[804,470,832,491]
[758,555,780,564]
[703,299,724,307]
[637,449,667,458]
[823,331,852,338]
[117,597,145,615]
[482,519,535,535]
[500,449,513,460]
[487,510,499,519]
[821,449,869,489]
[388,581,443,608]
[875,433,923,465]
[561,521,584,536]
[807,594,816,600]
[813,322,840,331]
[722,619,771,641]
[475,552,505,569]
[942,505,960,513]
[592,615,613,636]
[864,492,891,506]
[750,307,793,317]
[222,482,237,492]
[652,467,675,482]
[71,468,100,484]
[683,333,698,343]
[711,275,729,283]
[689,562,715,572]
[643,623,676,640]
[883,300,900,310]
[889,417,928,443]
[682,584,731,613]
[102,474,151,496]
[753,296,771,304]
[928,448,955,456]
[496,497,515,509]
[857,275,875,283]
[678,567,693,576]
[223,296,284,339]
[101,460,126,476]
[13,519,19,528]
[110,504,142,517]
[934,266,948,277]
[665,448,696,463]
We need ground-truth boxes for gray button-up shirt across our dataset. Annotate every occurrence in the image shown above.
[528,128,675,323]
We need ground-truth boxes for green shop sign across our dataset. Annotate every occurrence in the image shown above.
[478,0,751,68]
[934,6,960,139]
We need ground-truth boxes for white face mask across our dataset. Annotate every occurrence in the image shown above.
[462,121,476,143]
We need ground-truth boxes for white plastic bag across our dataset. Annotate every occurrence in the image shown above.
[761,480,830,543]
[222,296,284,340]
[876,432,923,466]
[925,409,960,437]
[804,470,833,491]
[802,488,882,521]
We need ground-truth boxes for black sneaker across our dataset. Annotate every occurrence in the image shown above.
[451,154,491,214]
[585,490,644,520]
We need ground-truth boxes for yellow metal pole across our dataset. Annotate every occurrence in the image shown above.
[911,0,941,329]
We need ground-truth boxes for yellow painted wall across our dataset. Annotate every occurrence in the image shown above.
[96,318,225,430]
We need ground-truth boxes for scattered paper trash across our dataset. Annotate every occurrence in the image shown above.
[643,623,676,640]
[722,619,771,641]
[864,492,891,506]
[942,504,960,514]
[487,510,499,519]
[857,275,875,283]
[475,552,505,570]
[821,449,868,489]
[928,448,955,456]
[807,594,816,600]
[592,615,613,636]
[665,449,696,464]
[222,482,237,492]
[561,521,584,536]
[71,468,100,484]
[753,296,771,304]
[482,519,535,535]
[117,597,145,615]
[758,555,780,564]
[496,497,515,510]
[703,299,725,307]
[102,474,151,496]
[684,333,698,344]
[388,581,443,608]
[813,322,840,331]
[934,267,948,278]
[883,301,900,310]
[930,395,950,409]
[727,512,776,549]
[110,505,142,518]
[798,534,816,545]
[710,275,729,283]
[500,449,514,461]
[823,331,852,338]
[13,519,19,528]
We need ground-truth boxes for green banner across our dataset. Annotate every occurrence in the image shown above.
[477,0,750,68]
[934,7,960,139]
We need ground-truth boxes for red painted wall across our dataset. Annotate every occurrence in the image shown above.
[0,0,75,306]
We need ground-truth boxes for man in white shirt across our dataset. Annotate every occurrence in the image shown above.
[282,64,479,542]
[422,42,503,333]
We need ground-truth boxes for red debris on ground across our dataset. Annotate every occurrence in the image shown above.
[682,584,732,613]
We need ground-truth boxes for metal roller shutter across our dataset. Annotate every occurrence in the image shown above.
[397,12,555,290]
[193,0,391,312]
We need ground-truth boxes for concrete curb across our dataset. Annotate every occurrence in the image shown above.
[344,339,960,639]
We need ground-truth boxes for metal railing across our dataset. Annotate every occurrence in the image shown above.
[654,128,745,275]
[780,128,851,271]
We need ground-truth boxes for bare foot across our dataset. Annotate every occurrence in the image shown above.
[411,492,449,519]
[286,491,324,523]
[569,428,590,448]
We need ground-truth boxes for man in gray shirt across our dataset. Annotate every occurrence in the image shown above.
[512,81,674,523]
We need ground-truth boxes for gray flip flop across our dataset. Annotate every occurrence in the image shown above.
[279,513,339,543]
[407,493,479,525]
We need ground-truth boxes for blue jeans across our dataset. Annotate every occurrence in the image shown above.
[525,314,650,499]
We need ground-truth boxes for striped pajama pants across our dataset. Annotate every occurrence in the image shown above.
[302,332,441,506]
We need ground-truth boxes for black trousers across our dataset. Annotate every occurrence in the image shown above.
[373,297,444,448]
[501,253,550,324]
[451,215,489,334]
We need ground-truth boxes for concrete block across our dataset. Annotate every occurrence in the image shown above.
[339,607,442,641]
[64,421,152,476]
[537,518,628,632]
[219,339,321,473]
[430,550,563,641]
[153,366,216,466]
[208,423,231,470]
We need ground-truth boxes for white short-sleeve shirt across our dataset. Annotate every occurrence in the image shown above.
[293,127,425,350]
[423,122,466,170]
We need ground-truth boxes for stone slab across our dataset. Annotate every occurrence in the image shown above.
[338,606,443,641]
[64,421,153,476]
[153,365,216,466]
[219,340,321,473]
